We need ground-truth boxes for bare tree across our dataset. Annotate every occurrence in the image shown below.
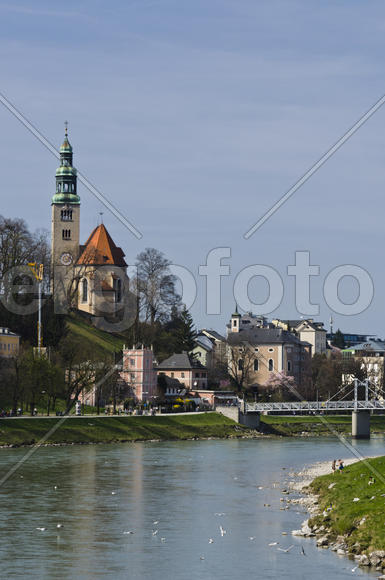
[227,342,255,393]
[134,248,181,324]
[0,215,50,298]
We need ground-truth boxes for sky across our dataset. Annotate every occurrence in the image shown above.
[1,0,385,337]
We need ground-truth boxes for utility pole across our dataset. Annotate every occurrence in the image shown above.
[28,262,44,355]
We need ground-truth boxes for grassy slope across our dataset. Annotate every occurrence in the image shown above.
[260,414,385,436]
[309,456,385,552]
[65,313,125,356]
[0,413,252,446]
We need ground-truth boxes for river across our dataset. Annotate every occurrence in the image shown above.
[0,436,384,579]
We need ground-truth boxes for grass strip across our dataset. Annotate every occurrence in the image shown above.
[308,456,385,553]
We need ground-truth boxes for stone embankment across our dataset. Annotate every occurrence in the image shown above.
[288,459,385,576]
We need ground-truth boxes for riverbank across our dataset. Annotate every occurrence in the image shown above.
[260,414,385,436]
[292,456,385,574]
[0,412,261,447]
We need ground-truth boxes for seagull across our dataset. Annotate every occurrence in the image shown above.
[111,491,116,495]
[54,486,57,490]
[214,512,226,516]
[160,537,166,542]
[219,525,226,537]
[268,542,278,546]
[351,565,358,572]
[123,531,134,535]
[152,530,158,536]
[36,527,46,532]
[56,524,63,529]
[249,537,256,541]
[301,546,306,556]
[209,538,214,544]
[277,545,294,553]
[200,556,205,560]
[153,521,159,525]
[352,498,360,502]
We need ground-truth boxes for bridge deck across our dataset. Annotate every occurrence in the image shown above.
[246,400,385,413]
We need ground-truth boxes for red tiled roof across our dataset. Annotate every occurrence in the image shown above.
[77,224,127,267]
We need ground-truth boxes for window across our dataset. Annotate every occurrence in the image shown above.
[268,348,274,352]
[61,209,73,221]
[62,229,71,240]
[233,320,237,327]
[171,372,174,378]
[254,348,259,352]
[113,278,122,303]
[287,360,292,372]
[195,372,200,378]
[268,358,274,371]
[130,358,135,366]
[238,359,244,371]
[181,372,185,378]
[81,279,88,303]
[254,359,259,371]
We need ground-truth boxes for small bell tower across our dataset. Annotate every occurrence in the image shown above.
[51,123,80,286]
[230,304,241,333]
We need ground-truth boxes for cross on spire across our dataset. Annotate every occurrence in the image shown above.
[64,120,68,137]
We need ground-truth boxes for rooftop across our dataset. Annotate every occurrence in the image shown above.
[157,352,206,370]
[77,224,127,267]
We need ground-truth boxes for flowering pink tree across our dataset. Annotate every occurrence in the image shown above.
[264,371,296,401]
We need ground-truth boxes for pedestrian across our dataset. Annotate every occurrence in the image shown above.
[331,459,336,474]
[338,459,344,472]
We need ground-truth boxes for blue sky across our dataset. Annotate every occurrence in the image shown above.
[1,0,385,336]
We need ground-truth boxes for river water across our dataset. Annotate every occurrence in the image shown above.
[0,436,384,579]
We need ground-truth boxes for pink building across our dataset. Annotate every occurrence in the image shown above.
[121,346,158,401]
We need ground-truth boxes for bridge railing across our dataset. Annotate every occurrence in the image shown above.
[246,400,385,413]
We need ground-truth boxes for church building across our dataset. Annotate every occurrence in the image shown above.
[51,127,129,317]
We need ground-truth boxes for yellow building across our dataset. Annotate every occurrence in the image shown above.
[0,328,20,358]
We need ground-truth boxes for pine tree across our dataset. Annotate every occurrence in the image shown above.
[332,329,345,349]
[174,306,197,352]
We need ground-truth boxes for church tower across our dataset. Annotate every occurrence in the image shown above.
[51,125,80,283]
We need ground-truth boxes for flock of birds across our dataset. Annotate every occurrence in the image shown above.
[30,468,363,576]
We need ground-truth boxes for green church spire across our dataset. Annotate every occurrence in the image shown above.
[52,122,80,205]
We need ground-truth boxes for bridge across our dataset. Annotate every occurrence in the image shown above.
[244,379,385,438]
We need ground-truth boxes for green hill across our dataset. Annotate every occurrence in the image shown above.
[65,312,126,357]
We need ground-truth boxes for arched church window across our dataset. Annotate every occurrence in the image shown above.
[268,359,274,372]
[82,279,88,303]
[254,359,259,372]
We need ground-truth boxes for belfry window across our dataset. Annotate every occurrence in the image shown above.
[81,279,88,303]
[268,358,274,372]
[62,229,71,240]
[61,209,73,221]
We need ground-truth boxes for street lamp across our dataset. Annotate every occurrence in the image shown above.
[28,262,44,356]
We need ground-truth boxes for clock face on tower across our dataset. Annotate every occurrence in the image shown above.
[60,252,73,266]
